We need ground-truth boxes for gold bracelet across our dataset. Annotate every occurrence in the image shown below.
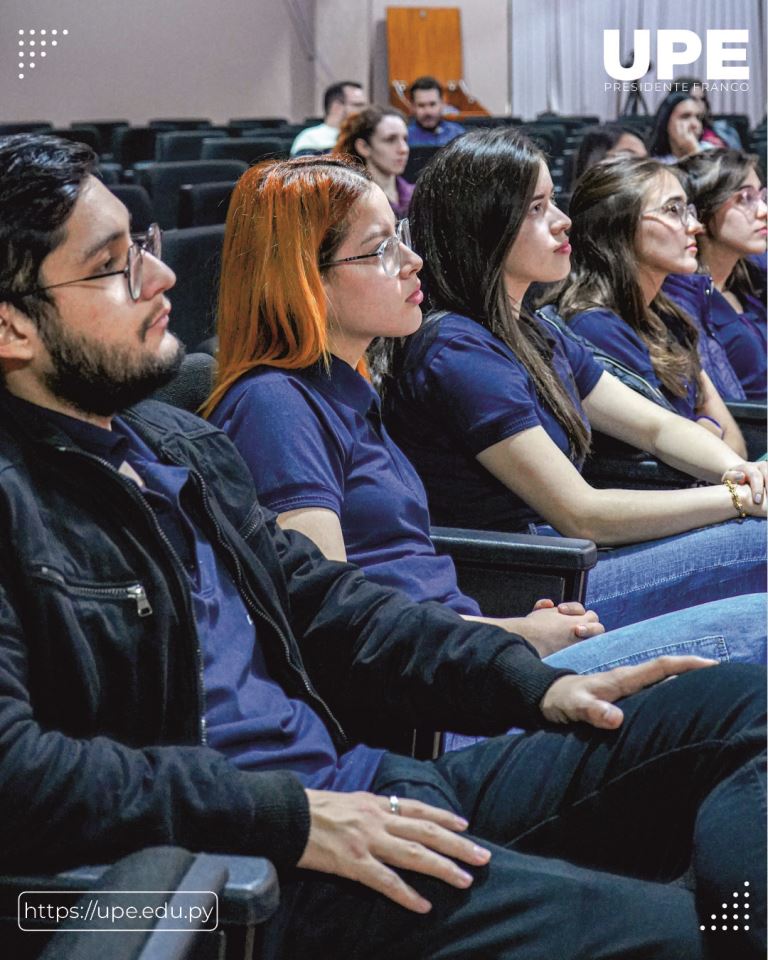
[723,478,747,520]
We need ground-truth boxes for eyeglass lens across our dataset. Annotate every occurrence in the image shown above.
[128,225,162,300]
[381,220,412,277]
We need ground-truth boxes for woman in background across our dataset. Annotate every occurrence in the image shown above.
[382,129,765,629]
[572,123,647,185]
[333,105,413,218]
[665,149,767,401]
[650,90,708,162]
[558,156,747,439]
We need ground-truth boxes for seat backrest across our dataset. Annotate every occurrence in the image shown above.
[136,161,248,228]
[149,118,213,130]
[228,117,288,130]
[112,126,159,166]
[0,121,52,134]
[51,125,101,153]
[150,353,216,412]
[73,119,129,154]
[108,184,154,231]
[162,225,226,348]
[155,129,227,162]
[177,180,237,228]
[200,137,289,164]
[404,145,441,181]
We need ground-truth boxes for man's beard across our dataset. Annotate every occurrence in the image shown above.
[38,307,185,417]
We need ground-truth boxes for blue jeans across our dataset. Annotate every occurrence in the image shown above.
[444,593,766,752]
[529,518,766,630]
[265,665,766,960]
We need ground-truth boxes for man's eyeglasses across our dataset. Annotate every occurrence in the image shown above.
[732,186,767,213]
[21,223,162,302]
[641,201,699,229]
[321,219,412,279]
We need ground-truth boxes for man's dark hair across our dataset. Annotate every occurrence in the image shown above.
[323,81,362,116]
[409,76,443,98]
[0,134,97,322]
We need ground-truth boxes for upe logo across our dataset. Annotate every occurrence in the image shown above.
[604,29,749,81]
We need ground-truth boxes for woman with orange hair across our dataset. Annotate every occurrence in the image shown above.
[202,155,764,679]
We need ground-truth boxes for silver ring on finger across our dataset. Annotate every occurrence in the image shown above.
[389,794,401,816]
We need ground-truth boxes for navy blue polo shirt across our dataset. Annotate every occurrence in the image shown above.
[568,307,698,418]
[407,118,465,147]
[382,313,603,532]
[209,356,481,615]
[22,397,382,792]
[663,272,766,402]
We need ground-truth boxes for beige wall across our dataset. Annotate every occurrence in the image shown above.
[0,0,316,126]
[0,0,510,127]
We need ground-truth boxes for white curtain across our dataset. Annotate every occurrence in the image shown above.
[509,0,765,125]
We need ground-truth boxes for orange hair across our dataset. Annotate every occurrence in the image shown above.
[201,156,372,418]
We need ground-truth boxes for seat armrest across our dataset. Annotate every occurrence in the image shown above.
[0,853,279,927]
[726,401,766,461]
[430,526,597,617]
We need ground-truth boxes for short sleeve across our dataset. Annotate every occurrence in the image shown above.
[212,375,346,516]
[568,309,658,384]
[426,330,542,455]
[555,328,604,398]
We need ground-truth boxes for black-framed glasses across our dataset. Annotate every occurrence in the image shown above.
[21,223,162,302]
[641,201,699,229]
[321,219,412,278]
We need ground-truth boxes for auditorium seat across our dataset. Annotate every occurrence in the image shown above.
[136,160,247,228]
[108,184,154,231]
[162,225,226,348]
[0,846,278,960]
[228,117,289,130]
[0,122,52,135]
[148,118,213,130]
[112,126,159,167]
[177,180,237,227]
[50,126,101,153]
[404,145,441,181]
[73,120,129,155]
[200,137,289,164]
[155,129,228,162]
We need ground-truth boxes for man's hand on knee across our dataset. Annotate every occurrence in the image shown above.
[539,655,719,729]
[297,789,491,912]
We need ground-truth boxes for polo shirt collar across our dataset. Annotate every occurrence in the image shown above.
[304,354,380,419]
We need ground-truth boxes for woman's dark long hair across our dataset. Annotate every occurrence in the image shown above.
[649,91,698,158]
[394,127,590,461]
[677,148,764,302]
[556,156,702,401]
[573,124,647,184]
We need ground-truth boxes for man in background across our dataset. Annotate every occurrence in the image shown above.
[290,81,366,155]
[407,76,465,147]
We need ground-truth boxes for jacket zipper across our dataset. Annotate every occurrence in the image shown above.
[34,566,153,617]
[54,446,208,745]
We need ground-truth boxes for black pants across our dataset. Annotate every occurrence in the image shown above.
[264,664,766,960]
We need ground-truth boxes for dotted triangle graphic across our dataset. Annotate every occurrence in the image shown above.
[16,28,69,80]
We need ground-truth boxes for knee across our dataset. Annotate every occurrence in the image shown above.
[672,663,766,738]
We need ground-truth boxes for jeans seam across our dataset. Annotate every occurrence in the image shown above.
[589,558,762,603]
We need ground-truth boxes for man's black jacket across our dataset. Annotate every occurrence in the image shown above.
[0,394,568,872]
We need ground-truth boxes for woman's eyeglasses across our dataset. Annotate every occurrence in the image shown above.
[641,201,699,229]
[20,223,162,302]
[732,186,767,213]
[321,219,412,279]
